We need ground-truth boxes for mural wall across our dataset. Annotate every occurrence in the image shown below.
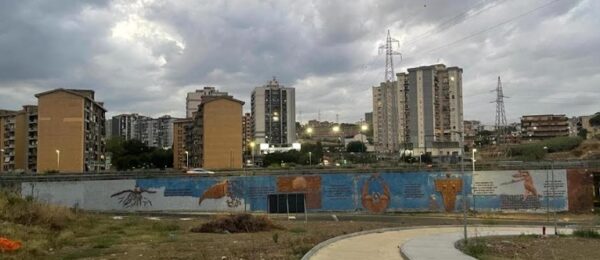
[20,169,592,213]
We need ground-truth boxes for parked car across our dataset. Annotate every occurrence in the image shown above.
[185,168,215,174]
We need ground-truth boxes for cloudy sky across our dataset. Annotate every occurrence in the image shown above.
[0,0,598,124]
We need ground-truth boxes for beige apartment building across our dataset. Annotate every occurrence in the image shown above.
[172,118,193,170]
[0,106,37,173]
[190,96,244,170]
[36,89,107,173]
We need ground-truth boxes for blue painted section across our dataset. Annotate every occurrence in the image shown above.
[131,172,478,213]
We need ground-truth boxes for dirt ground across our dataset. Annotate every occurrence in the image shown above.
[459,235,600,260]
[2,212,599,260]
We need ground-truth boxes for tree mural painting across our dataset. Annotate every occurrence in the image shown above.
[111,186,157,208]
[361,174,391,213]
[434,175,462,212]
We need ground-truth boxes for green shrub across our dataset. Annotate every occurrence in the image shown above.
[510,136,583,160]
[573,229,600,239]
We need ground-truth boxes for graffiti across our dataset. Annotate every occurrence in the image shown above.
[434,176,462,212]
[500,170,538,201]
[361,174,390,213]
[199,179,242,208]
[111,186,156,208]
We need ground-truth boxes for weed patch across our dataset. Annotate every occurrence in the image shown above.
[573,229,600,239]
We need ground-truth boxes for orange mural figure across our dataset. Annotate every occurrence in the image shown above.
[505,170,538,201]
[361,174,391,213]
[434,177,463,212]
[199,180,229,205]
[277,176,322,209]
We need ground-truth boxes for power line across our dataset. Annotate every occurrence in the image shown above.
[404,0,509,49]
[415,0,565,55]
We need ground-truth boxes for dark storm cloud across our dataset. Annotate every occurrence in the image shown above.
[0,0,597,123]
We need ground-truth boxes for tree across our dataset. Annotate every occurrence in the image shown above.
[590,112,600,126]
[346,141,367,153]
[108,138,173,170]
[578,128,588,139]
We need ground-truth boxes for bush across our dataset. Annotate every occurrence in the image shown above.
[190,214,282,233]
[573,229,600,239]
[0,191,75,230]
[510,136,583,160]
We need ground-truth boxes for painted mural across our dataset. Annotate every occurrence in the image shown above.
[472,170,568,212]
[19,169,590,213]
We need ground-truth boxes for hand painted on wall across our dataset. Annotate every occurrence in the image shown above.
[111,186,156,208]
[361,174,390,213]
[434,176,462,212]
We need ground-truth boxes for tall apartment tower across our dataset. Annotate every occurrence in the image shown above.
[111,114,144,141]
[372,73,408,153]
[251,77,296,147]
[242,112,253,153]
[189,96,244,169]
[36,89,107,173]
[373,64,463,157]
[186,87,229,118]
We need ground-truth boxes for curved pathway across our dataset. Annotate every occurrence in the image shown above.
[305,226,569,260]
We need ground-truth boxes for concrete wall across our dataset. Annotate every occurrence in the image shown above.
[37,91,84,172]
[21,169,593,213]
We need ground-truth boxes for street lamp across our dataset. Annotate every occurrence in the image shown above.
[332,125,342,165]
[184,151,189,169]
[360,124,368,153]
[249,141,256,166]
[55,149,60,170]
[308,151,312,166]
[100,155,106,172]
[472,148,477,172]
[450,130,467,244]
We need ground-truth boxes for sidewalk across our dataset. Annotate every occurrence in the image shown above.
[305,226,569,260]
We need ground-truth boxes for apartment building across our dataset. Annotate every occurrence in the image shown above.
[36,89,106,173]
[242,112,253,153]
[172,118,193,170]
[0,110,17,172]
[0,106,37,172]
[251,77,296,148]
[373,64,463,158]
[186,87,229,118]
[189,96,244,170]
[521,114,569,141]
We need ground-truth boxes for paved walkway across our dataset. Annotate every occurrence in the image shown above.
[305,226,569,260]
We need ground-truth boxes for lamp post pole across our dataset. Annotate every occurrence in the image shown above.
[309,151,312,166]
[184,151,189,169]
[56,149,60,170]
[250,142,256,166]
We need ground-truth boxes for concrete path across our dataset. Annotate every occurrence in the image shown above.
[305,226,569,260]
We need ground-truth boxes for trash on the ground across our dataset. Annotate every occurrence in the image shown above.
[0,237,22,252]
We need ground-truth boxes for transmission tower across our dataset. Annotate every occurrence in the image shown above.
[492,76,508,144]
[379,30,402,82]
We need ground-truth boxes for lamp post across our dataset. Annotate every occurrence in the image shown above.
[451,130,467,244]
[184,151,189,169]
[55,149,60,170]
[308,151,312,166]
[472,148,477,172]
[249,141,256,166]
[306,127,313,139]
[332,125,342,165]
[360,124,368,153]
[0,149,4,173]
[100,155,106,172]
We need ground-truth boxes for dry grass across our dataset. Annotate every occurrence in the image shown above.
[0,191,76,230]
